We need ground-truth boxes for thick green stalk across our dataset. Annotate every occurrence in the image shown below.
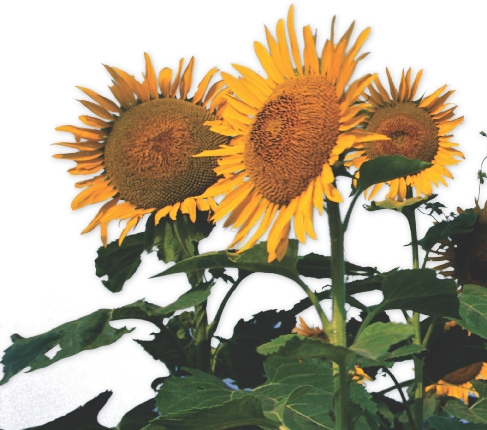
[406,208,423,430]
[327,200,348,430]
[194,302,211,372]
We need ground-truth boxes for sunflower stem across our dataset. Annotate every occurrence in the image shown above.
[194,302,211,373]
[384,368,415,430]
[406,207,423,430]
[327,200,349,430]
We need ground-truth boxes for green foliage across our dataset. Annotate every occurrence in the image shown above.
[253,356,335,429]
[95,211,214,292]
[429,416,487,429]
[457,284,487,339]
[151,369,279,429]
[376,269,460,318]
[26,392,157,430]
[355,155,432,193]
[0,296,210,385]
[443,382,487,424]
[296,253,378,279]
[95,233,146,293]
[350,322,415,361]
[153,240,302,283]
[418,213,477,251]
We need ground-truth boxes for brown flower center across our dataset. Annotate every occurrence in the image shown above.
[364,102,439,162]
[245,75,340,205]
[452,222,487,287]
[443,362,483,385]
[104,98,228,209]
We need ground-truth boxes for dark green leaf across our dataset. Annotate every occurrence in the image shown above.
[418,213,477,251]
[377,269,460,318]
[95,233,145,293]
[351,322,414,361]
[297,253,378,279]
[115,398,158,430]
[356,155,432,192]
[457,284,487,339]
[153,240,301,283]
[359,343,427,368]
[0,300,179,385]
[443,397,487,424]
[152,369,278,429]
[429,416,487,430]
[214,307,298,389]
[26,391,112,429]
[253,356,335,430]
[257,334,352,363]
[0,309,133,385]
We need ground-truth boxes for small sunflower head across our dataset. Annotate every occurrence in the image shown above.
[430,200,487,287]
[54,54,228,246]
[349,68,464,201]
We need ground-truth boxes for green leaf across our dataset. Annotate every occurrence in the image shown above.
[0,300,182,385]
[418,213,477,251]
[457,284,487,339]
[253,356,335,430]
[377,269,460,318]
[151,369,279,429]
[429,416,487,430]
[257,334,352,363]
[297,253,378,279]
[26,391,112,429]
[350,322,414,361]
[356,155,432,192]
[214,306,299,389]
[146,211,214,286]
[443,397,487,424]
[95,233,146,293]
[359,343,427,368]
[115,398,158,430]
[153,240,301,283]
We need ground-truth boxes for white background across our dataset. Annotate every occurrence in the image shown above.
[1,1,486,428]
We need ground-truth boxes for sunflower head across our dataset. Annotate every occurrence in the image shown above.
[430,200,487,287]
[425,324,487,403]
[54,54,228,246]
[349,68,464,201]
[196,6,387,262]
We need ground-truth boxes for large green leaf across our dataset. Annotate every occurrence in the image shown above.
[151,369,279,429]
[0,309,133,385]
[350,322,415,361]
[443,396,487,425]
[296,253,378,279]
[349,383,383,430]
[257,334,352,363]
[214,306,298,389]
[253,356,335,430]
[418,213,477,251]
[356,155,432,192]
[0,299,194,385]
[26,393,158,430]
[376,269,460,318]
[26,391,113,429]
[153,240,301,283]
[95,233,146,293]
[457,284,487,339]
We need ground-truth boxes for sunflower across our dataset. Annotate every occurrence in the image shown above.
[425,322,487,404]
[196,6,387,262]
[348,68,464,201]
[54,54,228,246]
[429,200,487,287]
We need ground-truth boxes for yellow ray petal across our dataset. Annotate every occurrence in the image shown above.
[77,100,113,121]
[79,115,110,129]
[287,5,303,74]
[144,53,158,99]
[180,197,197,222]
[180,56,195,100]
[76,86,121,113]
[171,58,185,98]
[418,84,448,108]
[158,68,172,98]
[119,217,139,245]
[193,67,218,104]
